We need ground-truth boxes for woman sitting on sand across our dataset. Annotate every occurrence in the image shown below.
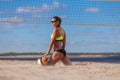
[43,16,72,66]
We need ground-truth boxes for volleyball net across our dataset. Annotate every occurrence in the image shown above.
[0,0,120,26]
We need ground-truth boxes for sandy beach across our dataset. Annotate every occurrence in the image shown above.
[0,54,120,80]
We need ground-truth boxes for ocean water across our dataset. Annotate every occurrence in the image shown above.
[0,23,120,54]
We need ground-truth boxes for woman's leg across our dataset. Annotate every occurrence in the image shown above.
[46,51,63,65]
[61,55,72,65]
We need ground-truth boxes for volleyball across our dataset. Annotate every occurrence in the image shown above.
[37,56,47,66]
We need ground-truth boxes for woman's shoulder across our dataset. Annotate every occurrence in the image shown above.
[53,28,65,34]
[54,28,62,31]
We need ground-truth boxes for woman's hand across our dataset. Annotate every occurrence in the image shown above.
[43,52,49,57]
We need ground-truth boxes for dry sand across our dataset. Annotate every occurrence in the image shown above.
[0,55,120,80]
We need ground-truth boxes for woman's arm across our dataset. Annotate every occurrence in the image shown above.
[44,29,57,56]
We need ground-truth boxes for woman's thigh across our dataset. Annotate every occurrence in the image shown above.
[52,51,63,62]
[47,51,63,65]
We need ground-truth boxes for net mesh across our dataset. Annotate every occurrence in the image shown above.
[0,0,120,26]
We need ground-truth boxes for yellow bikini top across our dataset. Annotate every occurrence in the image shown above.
[51,34,64,41]
[51,29,64,41]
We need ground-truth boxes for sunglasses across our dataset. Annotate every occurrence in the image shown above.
[51,20,58,23]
